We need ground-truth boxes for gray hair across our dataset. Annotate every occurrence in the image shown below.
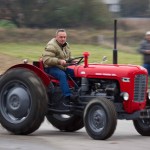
[56,29,66,36]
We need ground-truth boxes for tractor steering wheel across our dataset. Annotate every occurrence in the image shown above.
[66,56,84,66]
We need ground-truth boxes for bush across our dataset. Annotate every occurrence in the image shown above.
[0,20,17,29]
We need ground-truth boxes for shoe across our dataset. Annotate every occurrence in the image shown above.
[69,95,78,102]
[63,96,70,105]
[63,95,78,105]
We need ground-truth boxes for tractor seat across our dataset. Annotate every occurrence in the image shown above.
[33,58,75,88]
[33,58,56,80]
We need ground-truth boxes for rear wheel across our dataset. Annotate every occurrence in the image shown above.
[133,118,150,136]
[84,98,117,140]
[0,68,48,135]
[46,114,84,132]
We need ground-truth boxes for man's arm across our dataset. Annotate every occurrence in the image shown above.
[138,41,150,54]
[43,45,60,66]
[43,44,66,66]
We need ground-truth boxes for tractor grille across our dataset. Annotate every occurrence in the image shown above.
[134,74,147,102]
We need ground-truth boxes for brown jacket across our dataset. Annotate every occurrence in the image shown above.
[42,38,71,70]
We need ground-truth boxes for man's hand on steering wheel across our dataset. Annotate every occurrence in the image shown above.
[58,59,67,66]
[66,56,84,66]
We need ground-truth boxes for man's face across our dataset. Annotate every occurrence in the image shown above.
[146,35,150,41]
[56,31,67,45]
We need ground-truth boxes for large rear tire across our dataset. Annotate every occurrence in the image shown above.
[0,68,48,135]
[46,114,84,132]
[84,98,117,140]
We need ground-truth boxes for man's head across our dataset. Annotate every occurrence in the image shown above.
[145,31,150,41]
[55,29,67,45]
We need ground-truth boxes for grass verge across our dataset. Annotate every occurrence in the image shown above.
[0,43,142,65]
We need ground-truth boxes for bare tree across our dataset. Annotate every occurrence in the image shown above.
[120,0,150,17]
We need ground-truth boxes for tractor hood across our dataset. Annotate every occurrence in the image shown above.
[72,64,148,79]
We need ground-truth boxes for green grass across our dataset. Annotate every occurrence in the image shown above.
[0,20,17,29]
[0,42,149,87]
[0,43,44,60]
[0,43,143,65]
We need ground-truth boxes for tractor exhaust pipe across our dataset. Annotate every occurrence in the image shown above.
[113,19,118,64]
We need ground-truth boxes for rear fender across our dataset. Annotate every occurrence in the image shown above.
[6,64,51,87]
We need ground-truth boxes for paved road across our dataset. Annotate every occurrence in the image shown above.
[0,119,150,150]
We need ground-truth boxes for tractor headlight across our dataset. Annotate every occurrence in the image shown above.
[121,92,129,101]
[147,91,150,100]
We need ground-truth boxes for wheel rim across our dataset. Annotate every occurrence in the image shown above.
[138,119,150,128]
[88,105,107,133]
[0,80,32,124]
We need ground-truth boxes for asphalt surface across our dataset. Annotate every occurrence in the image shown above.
[0,119,150,150]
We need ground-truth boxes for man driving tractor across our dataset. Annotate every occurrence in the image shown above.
[42,29,77,104]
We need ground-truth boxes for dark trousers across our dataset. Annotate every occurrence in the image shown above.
[45,67,74,97]
[143,64,150,76]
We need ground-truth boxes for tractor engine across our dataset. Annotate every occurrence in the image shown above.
[80,78,120,101]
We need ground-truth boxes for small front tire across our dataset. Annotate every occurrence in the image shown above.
[133,118,150,136]
[84,98,117,140]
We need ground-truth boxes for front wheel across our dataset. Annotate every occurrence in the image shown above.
[84,98,117,140]
[133,118,150,136]
[0,68,48,135]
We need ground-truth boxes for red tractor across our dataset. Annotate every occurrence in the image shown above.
[0,21,150,140]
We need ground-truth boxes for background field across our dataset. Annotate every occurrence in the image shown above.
[0,43,142,65]
[0,42,149,87]
[0,24,146,66]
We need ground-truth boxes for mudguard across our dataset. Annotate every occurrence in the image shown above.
[6,63,51,87]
